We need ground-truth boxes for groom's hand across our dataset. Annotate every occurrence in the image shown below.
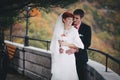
[66,48,78,55]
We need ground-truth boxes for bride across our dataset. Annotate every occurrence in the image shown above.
[50,12,84,80]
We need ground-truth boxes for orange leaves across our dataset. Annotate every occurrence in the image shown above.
[29,8,41,17]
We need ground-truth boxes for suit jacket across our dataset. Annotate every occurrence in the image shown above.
[75,22,91,65]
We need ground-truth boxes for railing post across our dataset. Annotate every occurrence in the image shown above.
[9,25,13,41]
[47,40,49,50]
[24,35,29,46]
[105,54,108,72]
[11,35,13,42]
[22,48,25,75]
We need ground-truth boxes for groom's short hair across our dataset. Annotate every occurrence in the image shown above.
[73,9,85,18]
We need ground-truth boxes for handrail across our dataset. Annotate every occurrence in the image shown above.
[88,48,120,64]
[87,48,120,72]
[29,37,50,50]
[5,35,120,73]
[5,35,51,50]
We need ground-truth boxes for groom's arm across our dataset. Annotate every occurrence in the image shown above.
[66,48,79,55]
[59,41,78,55]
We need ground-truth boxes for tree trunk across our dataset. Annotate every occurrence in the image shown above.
[0,28,10,80]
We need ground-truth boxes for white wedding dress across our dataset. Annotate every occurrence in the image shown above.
[50,26,84,80]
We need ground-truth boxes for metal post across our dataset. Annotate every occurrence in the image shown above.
[47,41,49,50]
[9,25,12,41]
[24,6,30,46]
[105,55,108,72]
[22,48,25,75]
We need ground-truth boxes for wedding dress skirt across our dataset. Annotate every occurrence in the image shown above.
[51,49,79,80]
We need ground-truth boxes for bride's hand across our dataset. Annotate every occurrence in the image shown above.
[58,40,64,45]
[61,41,69,46]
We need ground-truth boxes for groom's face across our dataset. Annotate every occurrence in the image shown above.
[73,15,81,26]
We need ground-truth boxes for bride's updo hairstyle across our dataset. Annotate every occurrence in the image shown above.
[62,12,73,19]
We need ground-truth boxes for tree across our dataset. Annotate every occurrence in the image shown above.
[0,0,78,29]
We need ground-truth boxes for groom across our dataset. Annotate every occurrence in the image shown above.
[66,9,91,80]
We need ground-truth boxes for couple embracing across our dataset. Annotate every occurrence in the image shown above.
[50,9,91,80]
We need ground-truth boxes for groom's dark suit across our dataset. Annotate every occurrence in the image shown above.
[75,22,91,80]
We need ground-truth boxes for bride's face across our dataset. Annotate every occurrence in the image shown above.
[63,17,73,26]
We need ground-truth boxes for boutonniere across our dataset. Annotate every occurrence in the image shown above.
[79,34,83,37]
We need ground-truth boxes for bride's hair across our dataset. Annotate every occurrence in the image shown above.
[62,12,73,19]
